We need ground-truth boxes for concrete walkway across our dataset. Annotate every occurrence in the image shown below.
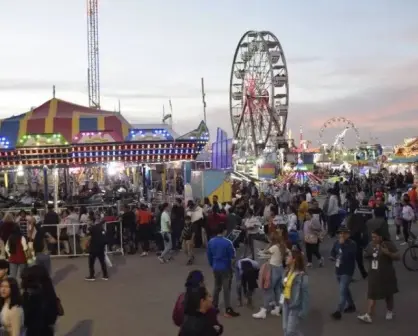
[53,231,418,336]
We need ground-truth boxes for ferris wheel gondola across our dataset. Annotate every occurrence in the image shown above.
[229,31,289,160]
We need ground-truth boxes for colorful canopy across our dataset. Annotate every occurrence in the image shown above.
[0,98,130,147]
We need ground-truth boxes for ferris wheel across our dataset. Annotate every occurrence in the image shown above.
[229,31,289,159]
[318,117,360,150]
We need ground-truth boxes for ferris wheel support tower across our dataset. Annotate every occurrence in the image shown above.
[87,0,101,108]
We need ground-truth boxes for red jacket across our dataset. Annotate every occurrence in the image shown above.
[207,213,226,231]
[8,237,27,264]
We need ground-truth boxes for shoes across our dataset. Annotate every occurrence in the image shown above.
[319,257,324,267]
[84,276,95,282]
[140,252,148,257]
[270,306,281,316]
[331,311,342,320]
[357,313,372,323]
[252,308,267,319]
[224,307,240,318]
[158,256,166,264]
[385,311,394,320]
[101,276,109,281]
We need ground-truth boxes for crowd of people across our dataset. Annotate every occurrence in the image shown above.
[0,170,415,335]
[161,174,415,335]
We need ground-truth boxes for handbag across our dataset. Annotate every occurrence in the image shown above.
[304,233,318,244]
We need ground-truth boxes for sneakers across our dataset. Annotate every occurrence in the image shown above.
[319,257,324,267]
[140,252,148,257]
[331,311,342,320]
[357,313,372,323]
[306,263,312,268]
[252,308,267,319]
[400,242,407,246]
[158,256,166,264]
[85,276,109,281]
[385,311,394,320]
[396,235,400,241]
[270,306,281,316]
[224,307,240,318]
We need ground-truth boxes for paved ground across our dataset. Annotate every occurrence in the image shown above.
[53,226,418,336]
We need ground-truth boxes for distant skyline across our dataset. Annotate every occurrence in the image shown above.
[1,0,418,146]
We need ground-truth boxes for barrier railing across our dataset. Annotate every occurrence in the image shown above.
[42,221,124,258]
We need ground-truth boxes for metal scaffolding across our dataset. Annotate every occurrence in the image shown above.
[87,0,100,108]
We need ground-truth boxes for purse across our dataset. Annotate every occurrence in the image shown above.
[304,233,318,244]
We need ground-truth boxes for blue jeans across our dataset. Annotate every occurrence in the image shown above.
[9,263,26,279]
[282,302,303,336]
[263,264,284,308]
[160,232,173,260]
[337,274,354,312]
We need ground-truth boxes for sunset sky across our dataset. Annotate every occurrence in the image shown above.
[0,0,417,146]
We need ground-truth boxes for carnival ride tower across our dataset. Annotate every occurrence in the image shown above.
[87,0,100,108]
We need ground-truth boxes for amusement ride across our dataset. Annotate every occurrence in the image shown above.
[229,31,289,171]
[318,117,360,160]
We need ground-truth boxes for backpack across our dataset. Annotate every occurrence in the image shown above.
[172,293,185,327]
[402,205,415,222]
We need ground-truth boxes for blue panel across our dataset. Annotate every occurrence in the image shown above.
[0,120,20,147]
[79,118,98,132]
[203,170,224,196]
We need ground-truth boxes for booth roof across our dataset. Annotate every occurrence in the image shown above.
[0,98,132,147]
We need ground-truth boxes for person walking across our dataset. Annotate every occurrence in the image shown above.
[330,226,357,320]
[84,221,109,281]
[159,203,174,263]
[303,213,324,268]
[357,228,399,323]
[253,231,286,319]
[207,223,240,318]
[6,225,28,279]
[281,250,309,336]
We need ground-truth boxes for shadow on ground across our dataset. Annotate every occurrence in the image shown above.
[53,264,78,285]
[62,319,94,336]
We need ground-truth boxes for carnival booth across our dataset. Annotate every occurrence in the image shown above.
[0,97,209,210]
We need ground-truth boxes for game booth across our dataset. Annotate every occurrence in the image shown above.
[0,97,209,213]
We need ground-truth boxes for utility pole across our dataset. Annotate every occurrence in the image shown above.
[201,77,207,123]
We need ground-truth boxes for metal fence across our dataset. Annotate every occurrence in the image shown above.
[42,221,124,258]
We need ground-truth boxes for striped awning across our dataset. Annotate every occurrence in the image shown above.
[0,98,130,147]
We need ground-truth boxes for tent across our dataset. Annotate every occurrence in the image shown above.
[0,98,130,147]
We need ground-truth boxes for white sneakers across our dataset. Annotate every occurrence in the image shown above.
[357,311,394,323]
[252,308,267,319]
[357,313,372,323]
[252,307,281,319]
[270,306,281,316]
[385,311,394,320]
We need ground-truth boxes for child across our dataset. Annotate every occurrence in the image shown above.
[235,258,259,307]
[181,216,195,265]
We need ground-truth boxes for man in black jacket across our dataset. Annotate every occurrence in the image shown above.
[85,222,109,281]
